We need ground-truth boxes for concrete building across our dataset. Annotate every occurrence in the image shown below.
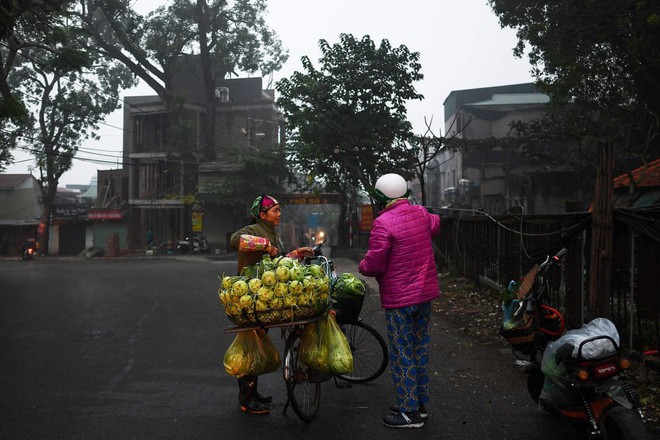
[87,169,130,253]
[429,83,591,214]
[122,65,283,250]
[0,174,41,255]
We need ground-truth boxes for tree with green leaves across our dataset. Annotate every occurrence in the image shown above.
[82,0,286,160]
[277,34,423,243]
[2,3,136,253]
[488,0,660,319]
[1,0,73,170]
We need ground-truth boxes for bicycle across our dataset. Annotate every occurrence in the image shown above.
[280,242,387,421]
[224,242,388,422]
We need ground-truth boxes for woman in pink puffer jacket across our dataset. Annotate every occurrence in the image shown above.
[358,173,441,429]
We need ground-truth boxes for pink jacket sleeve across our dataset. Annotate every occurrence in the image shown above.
[358,221,391,277]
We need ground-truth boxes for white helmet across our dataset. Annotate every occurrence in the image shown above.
[373,173,410,203]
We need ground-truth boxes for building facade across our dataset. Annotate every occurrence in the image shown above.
[0,174,41,255]
[430,83,592,215]
[122,70,283,250]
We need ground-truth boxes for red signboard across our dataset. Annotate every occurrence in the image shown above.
[359,204,373,232]
[88,209,123,220]
[277,193,341,205]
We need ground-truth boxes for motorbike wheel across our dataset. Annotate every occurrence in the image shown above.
[526,369,544,404]
[600,406,649,440]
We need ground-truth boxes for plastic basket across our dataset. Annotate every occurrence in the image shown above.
[499,313,535,354]
[332,294,365,324]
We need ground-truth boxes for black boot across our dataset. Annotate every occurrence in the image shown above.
[238,376,269,415]
[253,376,272,404]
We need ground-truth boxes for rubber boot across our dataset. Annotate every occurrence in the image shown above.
[238,376,269,415]
[253,376,272,404]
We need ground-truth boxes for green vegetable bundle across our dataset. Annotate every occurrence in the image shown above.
[331,273,365,300]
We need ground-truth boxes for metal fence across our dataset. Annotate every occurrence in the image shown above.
[435,207,660,352]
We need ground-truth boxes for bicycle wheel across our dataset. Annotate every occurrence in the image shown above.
[337,321,388,383]
[283,331,321,421]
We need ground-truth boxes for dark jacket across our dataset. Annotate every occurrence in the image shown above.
[230,219,283,274]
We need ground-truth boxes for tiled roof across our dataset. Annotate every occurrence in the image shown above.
[613,157,660,188]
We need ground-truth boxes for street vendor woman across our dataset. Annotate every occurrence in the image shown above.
[229,194,313,414]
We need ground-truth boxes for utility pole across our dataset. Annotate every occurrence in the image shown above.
[588,141,614,319]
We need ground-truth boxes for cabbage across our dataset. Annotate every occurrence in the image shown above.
[218,290,230,306]
[332,273,365,299]
[274,256,296,269]
[288,280,303,295]
[248,278,263,293]
[261,270,277,287]
[260,254,274,271]
[289,265,304,281]
[221,275,239,290]
[255,299,269,312]
[273,282,289,297]
[283,296,296,307]
[239,294,254,309]
[257,286,274,302]
[275,266,290,282]
[240,264,258,278]
[308,264,324,278]
[317,278,329,293]
[232,280,249,297]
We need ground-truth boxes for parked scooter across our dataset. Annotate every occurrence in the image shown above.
[499,249,649,440]
[194,236,210,253]
[176,235,210,254]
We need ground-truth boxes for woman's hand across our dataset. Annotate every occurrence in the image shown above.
[267,243,279,257]
[295,247,314,258]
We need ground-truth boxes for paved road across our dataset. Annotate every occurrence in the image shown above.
[0,255,587,440]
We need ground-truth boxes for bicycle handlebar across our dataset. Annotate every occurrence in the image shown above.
[512,248,567,320]
[312,240,326,256]
[539,247,567,273]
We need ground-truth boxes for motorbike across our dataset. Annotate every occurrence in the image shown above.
[21,246,34,260]
[176,235,210,254]
[499,248,649,440]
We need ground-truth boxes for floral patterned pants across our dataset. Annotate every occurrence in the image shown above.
[384,302,432,413]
